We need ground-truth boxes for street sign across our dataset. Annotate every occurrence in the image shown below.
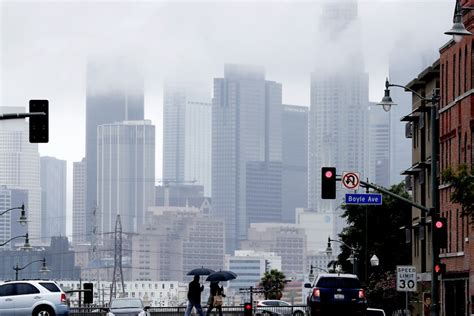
[341,172,360,190]
[344,193,382,205]
[397,265,417,292]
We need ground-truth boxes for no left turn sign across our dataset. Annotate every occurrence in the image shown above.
[342,172,360,190]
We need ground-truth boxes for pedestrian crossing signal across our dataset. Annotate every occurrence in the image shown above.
[244,302,252,316]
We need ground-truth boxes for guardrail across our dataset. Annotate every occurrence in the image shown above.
[70,305,309,315]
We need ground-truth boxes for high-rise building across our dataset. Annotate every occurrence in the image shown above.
[308,1,368,212]
[97,120,155,234]
[40,156,67,240]
[163,83,212,196]
[72,158,86,245]
[0,186,28,249]
[0,106,41,244]
[282,105,308,223]
[212,64,282,252]
[367,103,391,187]
[85,60,144,241]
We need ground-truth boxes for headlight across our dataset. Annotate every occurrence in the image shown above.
[106,313,115,316]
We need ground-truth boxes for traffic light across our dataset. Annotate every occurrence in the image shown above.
[433,217,448,249]
[244,302,252,316]
[434,263,446,276]
[321,167,336,199]
[29,100,49,143]
[83,283,93,304]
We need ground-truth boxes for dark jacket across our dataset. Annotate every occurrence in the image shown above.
[187,280,204,303]
[210,282,225,296]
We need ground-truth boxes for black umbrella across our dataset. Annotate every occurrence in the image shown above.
[206,270,237,282]
[187,267,215,276]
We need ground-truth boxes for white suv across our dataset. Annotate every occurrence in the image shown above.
[0,280,69,316]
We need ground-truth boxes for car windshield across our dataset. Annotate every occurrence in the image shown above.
[111,299,143,309]
[316,277,361,289]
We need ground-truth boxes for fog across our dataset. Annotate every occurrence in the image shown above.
[1,0,453,235]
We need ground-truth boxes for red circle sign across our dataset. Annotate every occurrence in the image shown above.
[342,172,360,190]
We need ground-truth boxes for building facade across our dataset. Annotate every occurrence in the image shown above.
[0,107,41,244]
[367,103,391,187]
[0,186,28,249]
[40,156,67,240]
[212,64,282,253]
[72,158,87,245]
[163,83,212,196]
[439,8,474,315]
[282,105,308,223]
[97,120,155,234]
[85,60,144,242]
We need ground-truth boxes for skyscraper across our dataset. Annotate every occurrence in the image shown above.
[367,103,390,187]
[40,156,67,240]
[212,64,282,253]
[308,0,368,211]
[282,105,308,223]
[72,158,86,245]
[85,59,144,241]
[0,106,41,244]
[163,83,212,196]
[0,186,28,249]
[97,120,155,234]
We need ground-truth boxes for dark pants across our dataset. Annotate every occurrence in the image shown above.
[185,301,204,316]
[206,304,223,316]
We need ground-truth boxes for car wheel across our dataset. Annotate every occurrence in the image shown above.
[33,305,56,316]
[293,311,305,316]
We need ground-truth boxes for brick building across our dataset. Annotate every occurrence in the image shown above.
[439,0,474,314]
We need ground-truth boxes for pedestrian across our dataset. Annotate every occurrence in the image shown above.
[206,281,225,316]
[185,275,205,316]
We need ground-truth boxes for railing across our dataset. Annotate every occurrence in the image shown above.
[70,305,309,315]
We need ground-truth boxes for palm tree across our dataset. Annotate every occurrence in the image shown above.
[259,269,287,299]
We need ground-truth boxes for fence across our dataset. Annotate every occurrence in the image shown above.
[70,305,309,315]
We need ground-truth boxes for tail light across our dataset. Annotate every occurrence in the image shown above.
[312,288,320,297]
[358,289,365,299]
[60,293,67,303]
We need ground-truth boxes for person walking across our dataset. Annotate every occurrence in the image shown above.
[185,275,205,316]
[206,281,225,316]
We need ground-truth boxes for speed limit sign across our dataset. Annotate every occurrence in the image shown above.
[397,265,417,292]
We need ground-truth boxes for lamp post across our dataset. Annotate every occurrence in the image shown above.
[445,0,474,43]
[0,233,32,250]
[14,257,50,280]
[378,78,440,316]
[326,236,358,275]
[0,204,28,226]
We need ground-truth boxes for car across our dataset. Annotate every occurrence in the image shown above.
[255,299,305,316]
[305,273,367,316]
[367,308,386,316]
[0,280,69,316]
[106,297,150,316]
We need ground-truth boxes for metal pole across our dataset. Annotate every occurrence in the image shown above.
[15,264,19,280]
[430,103,440,316]
[406,291,409,316]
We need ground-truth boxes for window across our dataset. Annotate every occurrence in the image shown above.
[15,283,40,295]
[453,54,456,99]
[465,45,468,92]
[0,284,15,297]
[39,283,60,293]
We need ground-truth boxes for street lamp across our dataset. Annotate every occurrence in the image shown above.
[0,233,31,250]
[0,204,28,226]
[378,79,440,316]
[370,255,379,267]
[445,0,473,43]
[14,257,50,280]
[326,236,358,275]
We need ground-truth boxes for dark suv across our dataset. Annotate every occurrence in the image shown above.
[305,273,367,316]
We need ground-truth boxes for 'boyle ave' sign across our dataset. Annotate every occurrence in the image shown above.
[344,193,383,205]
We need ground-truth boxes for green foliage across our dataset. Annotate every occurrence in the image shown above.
[442,164,474,223]
[259,269,286,300]
[337,182,412,310]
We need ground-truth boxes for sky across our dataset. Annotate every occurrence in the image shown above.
[1,0,454,236]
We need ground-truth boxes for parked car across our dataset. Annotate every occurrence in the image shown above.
[367,308,386,316]
[255,299,305,316]
[106,298,150,316]
[0,280,69,316]
[305,273,367,316]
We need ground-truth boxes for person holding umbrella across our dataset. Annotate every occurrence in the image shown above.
[185,275,205,316]
[206,281,225,316]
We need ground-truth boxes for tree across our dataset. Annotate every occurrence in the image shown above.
[259,269,286,299]
[337,183,412,310]
[442,164,474,223]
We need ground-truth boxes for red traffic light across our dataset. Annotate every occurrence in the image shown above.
[435,221,444,229]
[325,170,333,178]
[244,303,252,310]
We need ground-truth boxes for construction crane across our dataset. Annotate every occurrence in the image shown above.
[156,179,198,207]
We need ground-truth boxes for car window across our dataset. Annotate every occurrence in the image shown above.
[39,283,61,292]
[0,284,16,296]
[316,277,361,288]
[278,301,290,306]
[15,283,40,295]
[111,299,143,309]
